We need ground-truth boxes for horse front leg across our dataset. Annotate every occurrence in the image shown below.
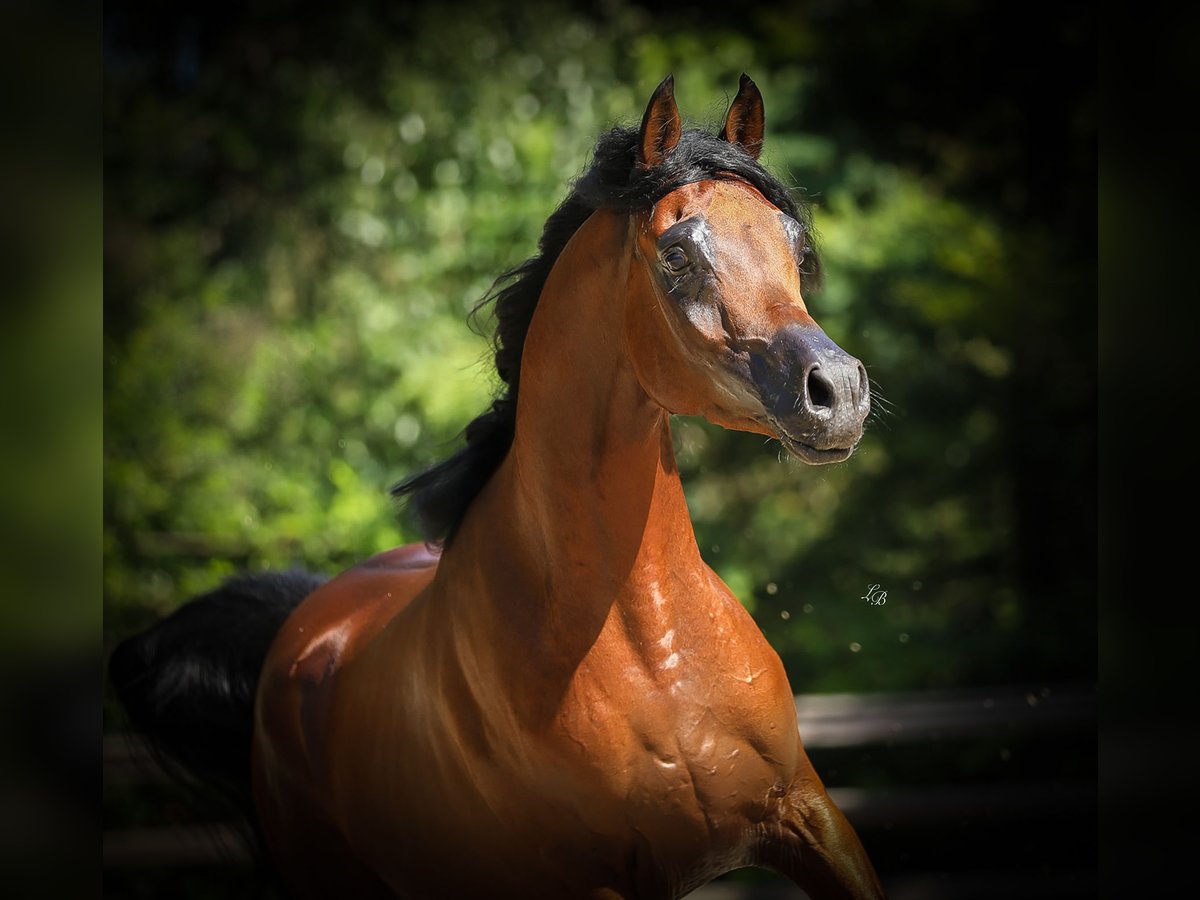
[757,774,886,900]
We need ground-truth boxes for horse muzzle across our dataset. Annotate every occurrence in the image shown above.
[748,322,870,464]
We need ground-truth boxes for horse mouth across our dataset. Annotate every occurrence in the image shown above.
[777,432,855,465]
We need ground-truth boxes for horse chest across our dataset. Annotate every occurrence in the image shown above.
[535,638,800,847]
[327,586,802,897]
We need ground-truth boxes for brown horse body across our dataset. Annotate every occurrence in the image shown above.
[252,77,883,899]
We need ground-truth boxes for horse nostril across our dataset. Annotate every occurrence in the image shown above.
[857,363,869,406]
[805,365,834,411]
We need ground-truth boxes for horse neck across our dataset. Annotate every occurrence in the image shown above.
[446,209,706,671]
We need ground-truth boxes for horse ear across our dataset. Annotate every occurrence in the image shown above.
[638,75,682,169]
[719,73,765,160]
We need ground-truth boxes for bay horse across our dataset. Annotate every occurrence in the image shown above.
[110,75,883,899]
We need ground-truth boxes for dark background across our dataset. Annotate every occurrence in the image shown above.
[96,1,1095,897]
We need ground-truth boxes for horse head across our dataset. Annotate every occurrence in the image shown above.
[625,75,871,464]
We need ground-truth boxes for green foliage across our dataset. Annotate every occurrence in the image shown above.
[104,0,1093,698]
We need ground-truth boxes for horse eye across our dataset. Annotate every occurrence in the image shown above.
[661,246,689,273]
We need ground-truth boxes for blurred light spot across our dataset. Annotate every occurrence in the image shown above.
[565,21,593,46]
[455,132,480,159]
[965,409,997,442]
[517,54,543,78]
[567,83,594,109]
[963,337,1011,377]
[898,632,910,643]
[487,138,515,169]
[343,142,367,168]
[849,642,862,653]
[434,159,461,186]
[361,157,385,185]
[399,113,426,144]
[911,580,922,590]
[339,438,366,467]
[364,302,398,332]
[339,210,387,247]
[557,60,583,86]
[765,582,778,595]
[514,94,540,121]
[392,171,418,200]
[1025,692,1039,706]
[337,439,346,449]
[368,396,396,430]
[360,218,386,246]
[393,414,421,447]
[780,610,790,620]
[711,544,720,553]
[802,603,814,614]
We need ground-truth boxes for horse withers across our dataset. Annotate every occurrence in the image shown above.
[111,75,882,899]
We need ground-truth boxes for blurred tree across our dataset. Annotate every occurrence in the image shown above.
[104,0,1094,700]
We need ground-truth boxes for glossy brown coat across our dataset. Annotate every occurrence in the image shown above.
[252,78,883,899]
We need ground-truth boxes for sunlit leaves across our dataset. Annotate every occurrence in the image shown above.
[105,0,1062,697]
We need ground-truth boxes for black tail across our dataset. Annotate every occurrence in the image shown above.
[108,570,325,820]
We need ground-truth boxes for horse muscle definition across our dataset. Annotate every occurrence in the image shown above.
[111,75,883,899]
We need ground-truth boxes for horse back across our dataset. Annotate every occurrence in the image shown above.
[252,543,440,843]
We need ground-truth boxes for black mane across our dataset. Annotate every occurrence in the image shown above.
[392,125,820,543]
